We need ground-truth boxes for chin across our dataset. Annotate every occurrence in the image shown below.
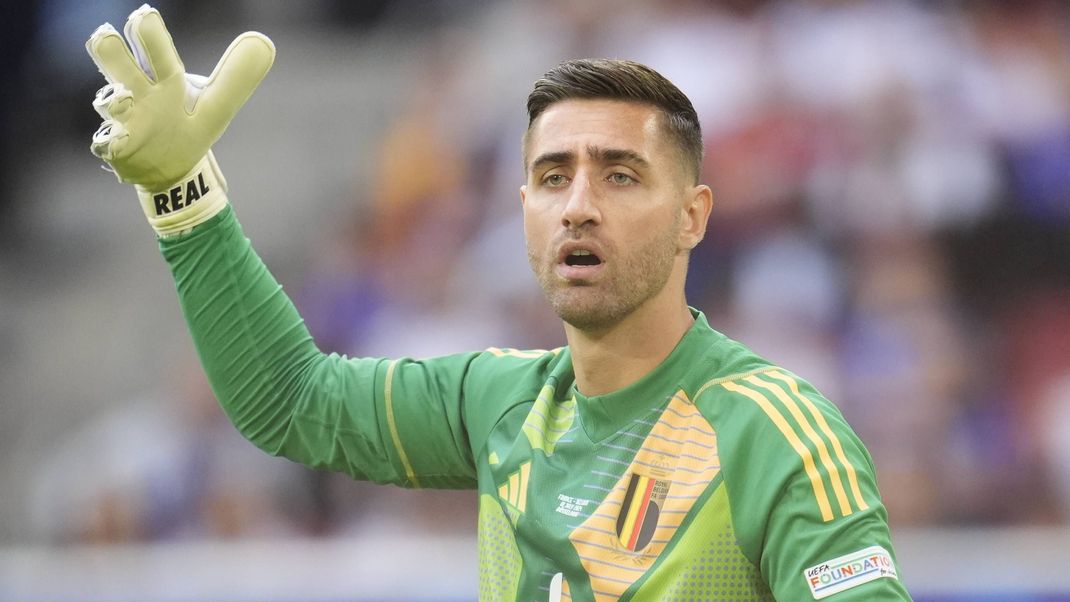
[559,311,615,332]
[551,294,630,332]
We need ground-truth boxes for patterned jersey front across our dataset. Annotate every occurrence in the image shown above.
[161,207,912,601]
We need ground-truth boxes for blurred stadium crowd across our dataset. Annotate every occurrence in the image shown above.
[2,0,1070,551]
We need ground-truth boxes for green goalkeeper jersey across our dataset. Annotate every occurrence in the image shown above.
[160,207,911,601]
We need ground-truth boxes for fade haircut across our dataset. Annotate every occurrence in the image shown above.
[525,58,704,183]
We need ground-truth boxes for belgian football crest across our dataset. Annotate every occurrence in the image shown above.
[615,472,670,552]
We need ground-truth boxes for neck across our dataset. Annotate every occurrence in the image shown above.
[565,287,694,398]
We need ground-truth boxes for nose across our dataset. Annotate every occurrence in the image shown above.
[560,175,601,231]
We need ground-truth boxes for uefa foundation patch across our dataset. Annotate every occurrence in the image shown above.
[804,545,898,599]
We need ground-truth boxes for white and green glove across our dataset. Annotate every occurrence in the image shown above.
[86,4,275,237]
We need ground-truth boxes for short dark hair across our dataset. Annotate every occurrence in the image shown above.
[525,58,703,183]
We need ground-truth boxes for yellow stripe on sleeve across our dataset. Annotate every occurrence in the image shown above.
[767,371,869,511]
[745,375,853,517]
[722,380,835,522]
[384,360,419,487]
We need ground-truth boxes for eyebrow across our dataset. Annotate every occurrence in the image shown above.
[529,145,651,174]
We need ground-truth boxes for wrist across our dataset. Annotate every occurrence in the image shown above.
[137,152,229,237]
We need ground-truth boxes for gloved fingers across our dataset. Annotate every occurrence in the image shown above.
[93,83,135,122]
[90,120,130,162]
[196,32,275,136]
[124,4,184,83]
[86,22,152,95]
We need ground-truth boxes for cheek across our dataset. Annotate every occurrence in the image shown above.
[522,203,552,245]
[522,217,545,264]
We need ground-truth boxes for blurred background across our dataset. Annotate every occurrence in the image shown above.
[1,0,1069,600]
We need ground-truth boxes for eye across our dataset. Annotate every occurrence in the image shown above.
[543,173,570,187]
[608,172,635,185]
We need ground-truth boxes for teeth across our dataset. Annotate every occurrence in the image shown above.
[570,250,591,256]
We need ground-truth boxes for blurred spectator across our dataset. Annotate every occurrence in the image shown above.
[837,234,972,524]
[967,0,1070,221]
[1002,291,1070,521]
[1042,373,1070,521]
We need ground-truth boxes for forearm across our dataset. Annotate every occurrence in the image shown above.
[158,206,402,482]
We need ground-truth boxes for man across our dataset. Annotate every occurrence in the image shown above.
[86,6,911,601]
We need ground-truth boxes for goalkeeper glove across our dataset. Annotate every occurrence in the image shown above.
[86,4,275,237]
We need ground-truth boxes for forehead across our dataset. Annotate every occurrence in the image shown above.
[526,99,667,165]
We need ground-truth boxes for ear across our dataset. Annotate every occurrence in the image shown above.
[519,184,527,206]
[678,184,712,251]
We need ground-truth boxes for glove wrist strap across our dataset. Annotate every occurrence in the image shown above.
[137,152,229,237]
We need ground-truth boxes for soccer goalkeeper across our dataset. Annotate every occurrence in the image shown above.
[86,6,912,600]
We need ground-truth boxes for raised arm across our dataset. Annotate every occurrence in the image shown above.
[85,5,477,488]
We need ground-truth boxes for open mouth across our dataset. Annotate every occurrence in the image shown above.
[564,250,602,267]
[556,243,605,281]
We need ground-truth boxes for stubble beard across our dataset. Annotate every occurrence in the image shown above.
[528,220,681,332]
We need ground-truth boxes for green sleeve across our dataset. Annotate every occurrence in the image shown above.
[158,206,477,488]
[716,369,912,600]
